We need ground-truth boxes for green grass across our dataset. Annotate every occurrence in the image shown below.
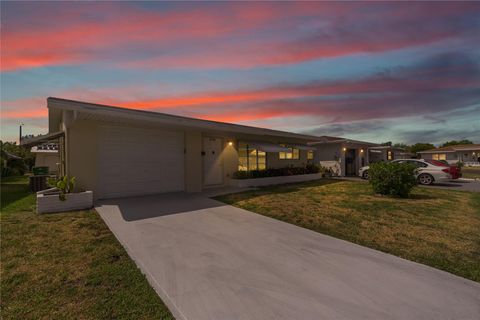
[1,176,174,320]
[462,166,480,179]
[216,179,480,282]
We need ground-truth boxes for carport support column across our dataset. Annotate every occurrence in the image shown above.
[185,131,203,192]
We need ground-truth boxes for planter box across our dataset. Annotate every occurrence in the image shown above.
[37,191,93,214]
[229,173,323,188]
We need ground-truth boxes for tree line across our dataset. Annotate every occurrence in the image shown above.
[382,139,474,154]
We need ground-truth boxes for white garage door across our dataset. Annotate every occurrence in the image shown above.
[97,126,184,199]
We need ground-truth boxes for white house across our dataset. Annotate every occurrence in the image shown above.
[23,98,322,199]
[31,143,60,174]
[418,144,480,165]
[310,136,379,176]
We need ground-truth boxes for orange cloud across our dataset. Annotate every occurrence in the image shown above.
[3,2,476,72]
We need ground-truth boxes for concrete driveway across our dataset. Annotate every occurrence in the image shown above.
[96,193,480,320]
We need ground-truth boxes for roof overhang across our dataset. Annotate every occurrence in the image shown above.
[308,136,379,147]
[20,131,64,147]
[47,97,320,142]
[288,144,316,151]
[245,141,290,153]
[369,146,405,151]
[418,150,456,154]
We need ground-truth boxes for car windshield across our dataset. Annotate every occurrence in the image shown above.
[426,160,448,167]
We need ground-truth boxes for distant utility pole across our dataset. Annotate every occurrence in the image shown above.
[19,123,24,145]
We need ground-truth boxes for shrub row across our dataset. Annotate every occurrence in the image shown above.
[232,164,320,179]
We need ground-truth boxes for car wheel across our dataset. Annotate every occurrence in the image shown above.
[362,170,369,180]
[418,173,434,185]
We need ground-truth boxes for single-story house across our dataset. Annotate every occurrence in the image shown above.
[368,146,412,163]
[23,98,321,199]
[418,144,480,165]
[309,136,379,176]
[31,143,60,174]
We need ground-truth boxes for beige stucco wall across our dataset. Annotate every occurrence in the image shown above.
[34,153,60,174]
[64,118,239,195]
[185,131,203,192]
[221,137,238,182]
[63,112,322,197]
[66,119,99,194]
[315,143,368,176]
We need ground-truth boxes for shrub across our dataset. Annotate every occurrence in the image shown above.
[368,162,417,197]
[47,176,76,201]
[232,164,320,179]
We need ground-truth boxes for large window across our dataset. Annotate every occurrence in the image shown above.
[279,146,300,160]
[307,150,314,160]
[432,153,446,160]
[238,142,266,171]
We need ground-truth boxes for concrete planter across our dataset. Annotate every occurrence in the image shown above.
[37,191,93,214]
[229,173,322,188]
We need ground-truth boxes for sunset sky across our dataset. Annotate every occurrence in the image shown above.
[1,1,479,144]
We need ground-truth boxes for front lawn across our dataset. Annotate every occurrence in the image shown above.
[1,176,174,319]
[216,179,480,282]
[463,166,480,179]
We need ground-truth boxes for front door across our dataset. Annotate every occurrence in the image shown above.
[203,137,223,186]
[345,149,356,176]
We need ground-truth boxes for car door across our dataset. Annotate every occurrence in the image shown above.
[406,160,427,176]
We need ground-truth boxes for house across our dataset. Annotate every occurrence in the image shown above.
[309,136,379,176]
[368,146,412,163]
[23,98,320,199]
[31,143,60,174]
[418,144,480,165]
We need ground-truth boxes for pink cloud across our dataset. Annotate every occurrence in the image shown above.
[2,2,477,71]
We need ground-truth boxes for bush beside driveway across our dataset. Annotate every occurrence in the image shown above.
[216,179,480,282]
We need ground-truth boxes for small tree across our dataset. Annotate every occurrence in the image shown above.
[369,162,417,198]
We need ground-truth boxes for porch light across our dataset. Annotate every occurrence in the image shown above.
[228,141,233,146]
[342,147,347,151]
[360,149,364,153]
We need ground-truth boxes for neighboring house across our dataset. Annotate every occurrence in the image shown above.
[23,98,320,199]
[310,136,379,176]
[368,146,412,163]
[418,144,480,165]
[31,143,60,174]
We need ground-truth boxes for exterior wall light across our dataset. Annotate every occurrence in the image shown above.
[342,147,347,151]
[228,141,233,146]
[360,149,364,153]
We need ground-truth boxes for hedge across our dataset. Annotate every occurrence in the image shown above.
[232,164,320,179]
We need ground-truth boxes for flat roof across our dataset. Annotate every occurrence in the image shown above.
[419,144,480,153]
[47,97,321,141]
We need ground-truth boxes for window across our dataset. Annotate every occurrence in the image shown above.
[406,160,427,168]
[238,142,266,171]
[279,145,300,160]
[307,150,314,160]
[432,153,446,160]
[387,150,393,161]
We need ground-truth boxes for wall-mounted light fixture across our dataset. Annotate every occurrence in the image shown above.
[228,141,233,146]
[342,147,347,151]
[360,149,364,153]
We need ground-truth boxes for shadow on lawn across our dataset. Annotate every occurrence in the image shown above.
[0,183,33,210]
[405,193,438,200]
[215,179,345,203]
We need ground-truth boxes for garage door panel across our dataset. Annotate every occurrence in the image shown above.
[97,126,185,199]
